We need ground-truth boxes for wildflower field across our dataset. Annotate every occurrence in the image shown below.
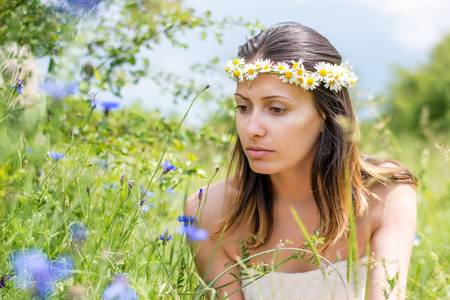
[1,1,449,299]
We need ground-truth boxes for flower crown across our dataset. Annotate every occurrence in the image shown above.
[225,58,358,92]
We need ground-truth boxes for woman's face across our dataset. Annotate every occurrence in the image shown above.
[235,73,324,175]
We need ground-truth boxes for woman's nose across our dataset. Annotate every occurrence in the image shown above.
[245,111,266,138]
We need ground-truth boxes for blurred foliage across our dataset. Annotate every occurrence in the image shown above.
[0,0,264,98]
[384,34,450,138]
[0,0,78,57]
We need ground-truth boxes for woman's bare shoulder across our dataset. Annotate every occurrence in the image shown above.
[184,175,237,230]
[367,162,417,233]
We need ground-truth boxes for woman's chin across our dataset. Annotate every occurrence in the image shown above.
[248,163,276,175]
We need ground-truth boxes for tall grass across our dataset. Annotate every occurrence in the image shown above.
[1,60,449,300]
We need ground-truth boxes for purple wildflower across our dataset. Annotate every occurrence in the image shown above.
[166,187,177,195]
[12,78,25,94]
[198,188,203,201]
[177,215,196,226]
[100,100,121,117]
[102,275,137,300]
[98,159,109,168]
[120,174,125,184]
[69,223,88,242]
[40,81,78,100]
[139,199,150,212]
[49,150,65,160]
[414,233,421,246]
[0,275,11,289]
[178,225,209,241]
[158,230,173,246]
[161,159,177,175]
[89,92,98,109]
[11,249,74,297]
[51,256,74,281]
[139,185,153,198]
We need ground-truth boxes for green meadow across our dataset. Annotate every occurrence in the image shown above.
[1,1,449,299]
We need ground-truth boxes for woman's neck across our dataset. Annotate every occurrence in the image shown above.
[269,160,315,205]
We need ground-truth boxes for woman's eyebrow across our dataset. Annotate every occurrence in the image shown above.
[262,95,295,102]
[234,93,249,100]
[234,93,294,102]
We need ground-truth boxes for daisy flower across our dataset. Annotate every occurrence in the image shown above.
[274,62,290,74]
[244,63,258,80]
[314,62,333,81]
[291,59,304,70]
[324,79,342,92]
[259,59,273,73]
[253,59,263,71]
[232,68,244,82]
[232,57,245,67]
[303,74,320,91]
[295,75,307,87]
[279,68,295,84]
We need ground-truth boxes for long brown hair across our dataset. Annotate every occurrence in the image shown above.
[218,22,416,249]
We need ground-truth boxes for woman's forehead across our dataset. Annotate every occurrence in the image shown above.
[235,73,313,101]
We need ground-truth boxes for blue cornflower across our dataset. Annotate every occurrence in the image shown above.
[27,147,33,153]
[198,188,203,201]
[105,183,118,190]
[414,233,421,246]
[166,187,177,195]
[12,78,25,94]
[102,275,137,300]
[98,159,109,168]
[178,225,209,241]
[49,150,65,160]
[40,81,78,100]
[69,223,88,242]
[158,230,173,246]
[0,275,11,289]
[177,215,196,226]
[161,159,177,175]
[89,92,98,109]
[139,199,150,212]
[139,185,153,198]
[11,249,74,298]
[100,100,121,111]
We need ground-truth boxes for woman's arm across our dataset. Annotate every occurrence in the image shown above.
[368,182,417,299]
[184,184,244,300]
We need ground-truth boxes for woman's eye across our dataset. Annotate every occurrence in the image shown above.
[270,107,286,114]
[235,105,249,112]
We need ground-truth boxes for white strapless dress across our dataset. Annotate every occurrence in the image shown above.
[240,257,368,300]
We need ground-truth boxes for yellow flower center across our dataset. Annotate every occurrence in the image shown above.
[264,65,270,70]
[297,69,304,76]
[293,62,299,69]
[350,80,355,85]
[307,78,315,85]
[248,69,254,75]
[278,65,285,71]
[319,69,327,77]
[329,80,335,85]
[299,77,304,84]
[255,64,260,68]
[285,71,292,79]
[233,59,240,66]
[234,70,241,77]
[225,66,230,72]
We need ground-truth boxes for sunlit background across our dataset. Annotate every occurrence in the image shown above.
[95,0,450,124]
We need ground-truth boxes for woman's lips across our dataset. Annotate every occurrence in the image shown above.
[246,147,273,158]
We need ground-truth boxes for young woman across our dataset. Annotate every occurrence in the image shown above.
[185,22,417,300]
